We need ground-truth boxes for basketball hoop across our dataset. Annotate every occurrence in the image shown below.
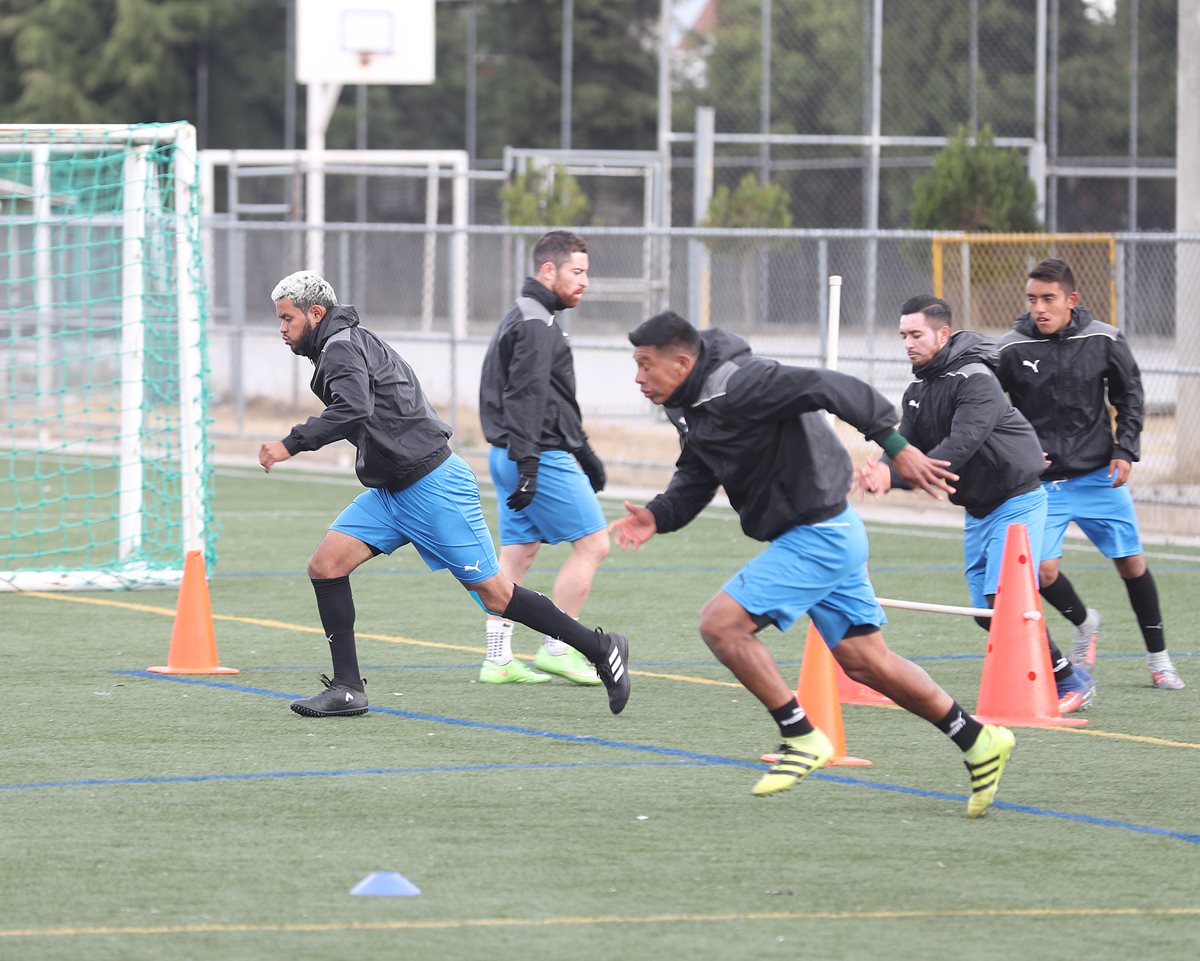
[295,0,433,87]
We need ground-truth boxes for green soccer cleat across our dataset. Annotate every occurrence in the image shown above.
[478,659,552,684]
[963,724,1016,818]
[533,645,602,686]
[752,728,834,797]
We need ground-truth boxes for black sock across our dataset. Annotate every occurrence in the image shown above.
[503,585,604,662]
[769,698,815,738]
[935,701,984,752]
[1040,574,1087,627]
[1047,634,1072,681]
[1123,569,1166,653]
[311,576,363,691]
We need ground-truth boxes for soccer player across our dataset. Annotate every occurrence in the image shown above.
[858,295,1096,713]
[259,271,631,717]
[609,310,1014,818]
[996,258,1184,690]
[477,230,610,687]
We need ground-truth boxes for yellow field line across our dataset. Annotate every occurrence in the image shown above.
[22,593,1200,728]
[4,905,1199,939]
[21,592,742,688]
[1053,724,1200,750]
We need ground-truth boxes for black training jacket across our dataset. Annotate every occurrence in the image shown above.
[891,330,1045,519]
[282,304,452,490]
[479,277,588,467]
[995,307,1143,480]
[646,328,901,543]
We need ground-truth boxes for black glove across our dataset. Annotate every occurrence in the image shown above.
[574,445,606,493]
[506,458,539,511]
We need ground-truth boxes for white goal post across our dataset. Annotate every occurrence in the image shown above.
[0,123,212,591]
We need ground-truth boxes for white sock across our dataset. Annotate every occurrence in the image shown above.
[1147,650,1174,671]
[486,620,514,663]
[542,635,569,656]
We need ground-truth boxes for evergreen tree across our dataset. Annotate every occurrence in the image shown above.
[910,124,1041,232]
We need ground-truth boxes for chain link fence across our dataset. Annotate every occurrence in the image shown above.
[205,220,1200,534]
[667,0,1178,231]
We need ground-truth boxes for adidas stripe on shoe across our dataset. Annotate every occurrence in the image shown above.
[963,724,1015,818]
[595,631,630,714]
[752,729,834,797]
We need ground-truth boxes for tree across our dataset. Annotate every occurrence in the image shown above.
[909,124,1041,231]
[0,0,286,148]
[702,173,792,321]
[499,164,590,227]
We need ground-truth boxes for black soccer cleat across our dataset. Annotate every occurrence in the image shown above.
[595,631,631,714]
[290,674,369,718]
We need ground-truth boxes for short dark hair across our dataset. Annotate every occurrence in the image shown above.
[629,311,701,354]
[900,294,953,329]
[532,229,588,271]
[1028,258,1076,294]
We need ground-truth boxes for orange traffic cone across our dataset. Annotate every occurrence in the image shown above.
[973,524,1084,727]
[148,550,239,675]
[761,622,872,766]
[835,657,894,706]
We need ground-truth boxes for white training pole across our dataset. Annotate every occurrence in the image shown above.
[824,274,842,371]
[877,597,993,618]
[876,596,1042,622]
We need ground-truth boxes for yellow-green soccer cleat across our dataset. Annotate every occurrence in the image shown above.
[533,645,602,686]
[752,728,834,797]
[479,659,552,684]
[963,724,1016,818]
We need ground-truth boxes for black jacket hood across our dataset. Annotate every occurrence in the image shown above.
[665,328,753,409]
[305,303,361,361]
[914,329,998,379]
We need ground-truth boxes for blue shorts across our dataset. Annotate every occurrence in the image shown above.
[330,453,500,584]
[1042,467,1143,560]
[722,505,885,647]
[963,487,1047,607]
[489,447,606,546]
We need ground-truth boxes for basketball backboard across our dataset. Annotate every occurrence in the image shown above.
[296,0,435,86]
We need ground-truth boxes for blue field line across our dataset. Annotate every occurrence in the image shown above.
[0,759,702,792]
[812,771,1200,845]
[56,669,1193,846]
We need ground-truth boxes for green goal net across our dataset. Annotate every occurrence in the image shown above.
[0,123,215,591]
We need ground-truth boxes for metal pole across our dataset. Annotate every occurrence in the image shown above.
[760,0,772,182]
[355,84,368,302]
[1126,0,1140,335]
[758,0,773,324]
[561,0,574,150]
[1128,0,1140,230]
[284,0,296,151]
[969,0,979,136]
[466,0,478,222]
[690,106,714,329]
[1047,0,1059,231]
[865,0,883,377]
[657,0,674,303]
[1033,0,1048,221]
[1176,0,1200,476]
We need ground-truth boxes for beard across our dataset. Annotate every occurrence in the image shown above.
[286,320,315,355]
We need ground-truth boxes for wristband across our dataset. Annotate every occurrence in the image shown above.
[881,431,909,458]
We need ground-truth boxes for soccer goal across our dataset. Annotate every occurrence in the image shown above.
[0,123,213,591]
